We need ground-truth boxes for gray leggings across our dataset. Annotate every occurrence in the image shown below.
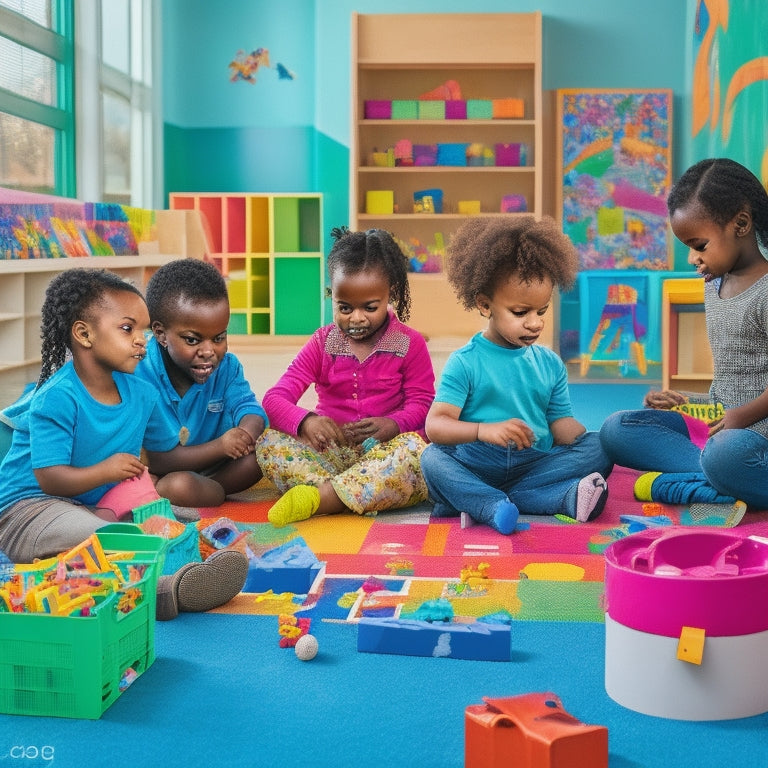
[0,496,106,562]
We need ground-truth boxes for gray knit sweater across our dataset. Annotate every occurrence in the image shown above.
[706,272,768,438]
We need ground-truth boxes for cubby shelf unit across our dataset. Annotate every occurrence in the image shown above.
[350,11,550,343]
[169,193,324,336]
[0,255,178,372]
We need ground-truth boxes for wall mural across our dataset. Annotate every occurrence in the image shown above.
[692,0,768,183]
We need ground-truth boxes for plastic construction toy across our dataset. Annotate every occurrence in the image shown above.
[464,693,608,768]
[357,617,511,661]
[244,537,324,594]
[278,614,311,648]
[604,527,768,719]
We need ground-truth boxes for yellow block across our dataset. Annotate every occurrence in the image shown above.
[365,190,394,214]
[457,200,481,215]
[677,625,706,665]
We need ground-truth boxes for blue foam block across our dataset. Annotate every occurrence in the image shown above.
[357,618,511,661]
[243,537,324,594]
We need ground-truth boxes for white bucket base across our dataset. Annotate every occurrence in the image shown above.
[605,615,768,720]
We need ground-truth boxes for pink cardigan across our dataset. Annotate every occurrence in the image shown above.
[263,311,435,439]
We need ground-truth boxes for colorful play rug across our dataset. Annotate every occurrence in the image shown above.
[203,466,768,625]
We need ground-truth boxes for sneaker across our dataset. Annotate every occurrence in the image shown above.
[156,549,249,621]
[576,473,609,522]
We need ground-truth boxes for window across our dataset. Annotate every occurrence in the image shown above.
[0,0,74,196]
[0,0,159,205]
[75,0,158,207]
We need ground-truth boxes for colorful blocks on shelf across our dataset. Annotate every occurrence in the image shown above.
[501,194,527,213]
[467,99,493,119]
[418,100,445,119]
[391,100,418,120]
[465,693,608,768]
[492,98,525,118]
[365,190,394,214]
[413,144,438,166]
[357,618,511,661]
[364,100,391,119]
[243,537,325,594]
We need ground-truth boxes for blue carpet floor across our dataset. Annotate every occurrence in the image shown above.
[3,615,767,768]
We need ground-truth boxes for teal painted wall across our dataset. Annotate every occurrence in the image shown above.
[161,0,693,323]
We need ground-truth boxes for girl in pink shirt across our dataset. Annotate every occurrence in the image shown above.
[255,227,435,526]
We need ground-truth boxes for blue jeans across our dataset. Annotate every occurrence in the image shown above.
[599,409,768,508]
[420,431,613,520]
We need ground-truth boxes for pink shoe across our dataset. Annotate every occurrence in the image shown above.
[96,468,161,521]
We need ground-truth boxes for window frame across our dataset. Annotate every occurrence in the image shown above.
[0,1,75,197]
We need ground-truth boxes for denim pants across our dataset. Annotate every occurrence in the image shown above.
[599,409,768,509]
[420,431,612,520]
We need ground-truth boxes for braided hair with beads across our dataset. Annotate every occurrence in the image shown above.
[37,269,143,387]
[326,227,412,321]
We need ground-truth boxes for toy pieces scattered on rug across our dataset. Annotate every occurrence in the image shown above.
[680,500,748,528]
[278,614,312,648]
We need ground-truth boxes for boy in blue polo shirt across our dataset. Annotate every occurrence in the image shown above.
[136,258,267,507]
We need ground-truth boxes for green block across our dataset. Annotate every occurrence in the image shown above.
[392,100,418,120]
[418,100,445,120]
[467,99,493,119]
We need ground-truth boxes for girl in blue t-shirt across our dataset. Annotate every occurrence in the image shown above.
[421,216,613,534]
[0,269,247,620]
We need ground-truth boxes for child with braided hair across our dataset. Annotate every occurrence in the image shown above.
[420,216,613,534]
[255,226,435,526]
[600,158,768,513]
[0,268,248,620]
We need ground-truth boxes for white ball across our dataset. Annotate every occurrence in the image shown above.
[295,633,318,661]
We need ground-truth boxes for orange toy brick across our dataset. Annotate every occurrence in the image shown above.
[465,692,608,768]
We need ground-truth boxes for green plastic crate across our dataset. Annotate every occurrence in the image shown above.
[0,529,165,719]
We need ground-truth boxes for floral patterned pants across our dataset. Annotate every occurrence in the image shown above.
[254,429,428,515]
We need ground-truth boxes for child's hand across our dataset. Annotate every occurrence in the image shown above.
[643,389,688,409]
[299,414,348,452]
[102,453,148,483]
[219,427,255,459]
[479,419,534,450]
[343,417,398,445]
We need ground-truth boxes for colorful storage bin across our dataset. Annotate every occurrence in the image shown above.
[604,528,768,720]
[391,100,418,120]
[0,528,165,719]
[364,100,392,119]
[467,99,493,119]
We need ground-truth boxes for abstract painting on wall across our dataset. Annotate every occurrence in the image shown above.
[556,89,673,271]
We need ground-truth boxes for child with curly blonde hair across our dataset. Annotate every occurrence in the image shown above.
[421,216,613,534]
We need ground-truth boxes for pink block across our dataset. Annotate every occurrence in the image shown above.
[604,528,768,637]
[364,100,392,119]
[495,143,521,167]
[445,100,467,119]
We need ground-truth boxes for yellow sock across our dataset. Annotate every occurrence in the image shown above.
[268,485,320,527]
[634,472,662,502]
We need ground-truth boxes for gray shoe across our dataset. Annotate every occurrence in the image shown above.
[170,504,201,523]
[155,549,249,621]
